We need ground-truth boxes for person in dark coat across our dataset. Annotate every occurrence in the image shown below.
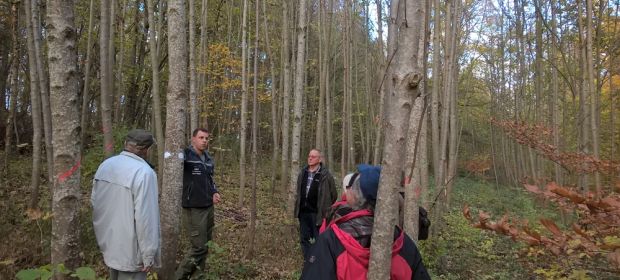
[294,149,338,259]
[301,164,431,280]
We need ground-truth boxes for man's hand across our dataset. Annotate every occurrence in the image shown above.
[213,192,222,204]
[141,265,152,273]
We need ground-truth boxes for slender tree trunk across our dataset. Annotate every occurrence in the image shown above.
[368,0,425,276]
[316,0,326,152]
[31,0,54,182]
[100,0,114,157]
[287,0,308,218]
[550,0,562,184]
[47,0,82,273]
[147,0,165,180]
[586,0,601,196]
[159,0,188,277]
[189,0,199,132]
[24,0,43,210]
[115,0,126,123]
[262,0,280,193]
[247,0,260,258]
[372,0,385,165]
[430,0,441,185]
[80,0,95,150]
[239,0,249,206]
[281,0,292,193]
[4,4,20,175]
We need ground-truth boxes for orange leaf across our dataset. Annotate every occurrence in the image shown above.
[540,219,563,238]
[523,184,541,194]
[26,208,43,220]
[463,204,471,221]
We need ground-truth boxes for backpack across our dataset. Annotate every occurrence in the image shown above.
[418,206,431,240]
[330,210,413,280]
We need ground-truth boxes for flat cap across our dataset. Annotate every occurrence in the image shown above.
[125,129,155,148]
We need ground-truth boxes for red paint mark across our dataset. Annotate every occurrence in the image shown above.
[58,161,81,183]
[403,176,411,186]
[102,126,110,133]
[105,142,114,152]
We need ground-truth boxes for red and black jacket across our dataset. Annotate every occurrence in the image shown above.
[301,209,431,280]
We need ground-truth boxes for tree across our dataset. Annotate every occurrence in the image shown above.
[287,0,308,218]
[100,0,114,157]
[368,0,425,277]
[159,0,189,277]
[239,0,248,206]
[46,0,82,274]
[247,0,260,258]
[146,0,165,179]
[24,0,43,210]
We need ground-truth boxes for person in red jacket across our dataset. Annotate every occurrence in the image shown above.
[301,164,431,280]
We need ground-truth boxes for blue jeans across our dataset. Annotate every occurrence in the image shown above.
[298,211,319,259]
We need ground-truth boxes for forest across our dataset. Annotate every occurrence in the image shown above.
[0,0,619,279]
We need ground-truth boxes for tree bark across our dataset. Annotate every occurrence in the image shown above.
[80,0,95,151]
[287,0,308,218]
[372,0,386,165]
[100,0,114,157]
[147,0,165,181]
[262,0,280,193]
[246,0,260,258]
[189,0,199,132]
[159,0,188,277]
[368,0,424,277]
[239,0,249,206]
[281,0,292,193]
[24,0,43,210]
[47,0,82,273]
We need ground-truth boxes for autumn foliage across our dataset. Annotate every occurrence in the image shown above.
[490,119,620,175]
[463,182,620,272]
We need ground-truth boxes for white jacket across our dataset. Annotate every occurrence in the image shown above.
[91,151,161,272]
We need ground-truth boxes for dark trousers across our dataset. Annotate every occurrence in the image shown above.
[175,207,215,280]
[298,211,319,259]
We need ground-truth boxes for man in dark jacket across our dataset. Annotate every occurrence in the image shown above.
[175,128,222,280]
[294,149,338,259]
[301,165,431,280]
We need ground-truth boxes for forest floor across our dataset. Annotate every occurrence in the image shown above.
[0,151,618,279]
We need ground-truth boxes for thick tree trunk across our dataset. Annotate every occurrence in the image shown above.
[368,0,424,277]
[287,0,307,218]
[46,0,82,273]
[159,0,188,277]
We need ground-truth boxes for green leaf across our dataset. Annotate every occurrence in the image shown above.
[16,269,40,280]
[71,267,96,280]
[56,263,71,274]
[40,269,53,280]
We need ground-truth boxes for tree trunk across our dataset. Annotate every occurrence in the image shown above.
[262,0,280,193]
[287,0,307,218]
[368,0,424,277]
[24,0,43,210]
[115,0,126,123]
[47,0,82,273]
[247,0,260,258]
[4,3,20,175]
[239,0,248,206]
[100,0,114,157]
[80,0,95,150]
[147,0,165,181]
[550,0,562,184]
[281,0,292,193]
[585,0,601,196]
[372,0,385,165]
[189,0,199,132]
[159,0,188,277]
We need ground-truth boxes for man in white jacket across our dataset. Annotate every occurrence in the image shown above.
[91,129,161,280]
